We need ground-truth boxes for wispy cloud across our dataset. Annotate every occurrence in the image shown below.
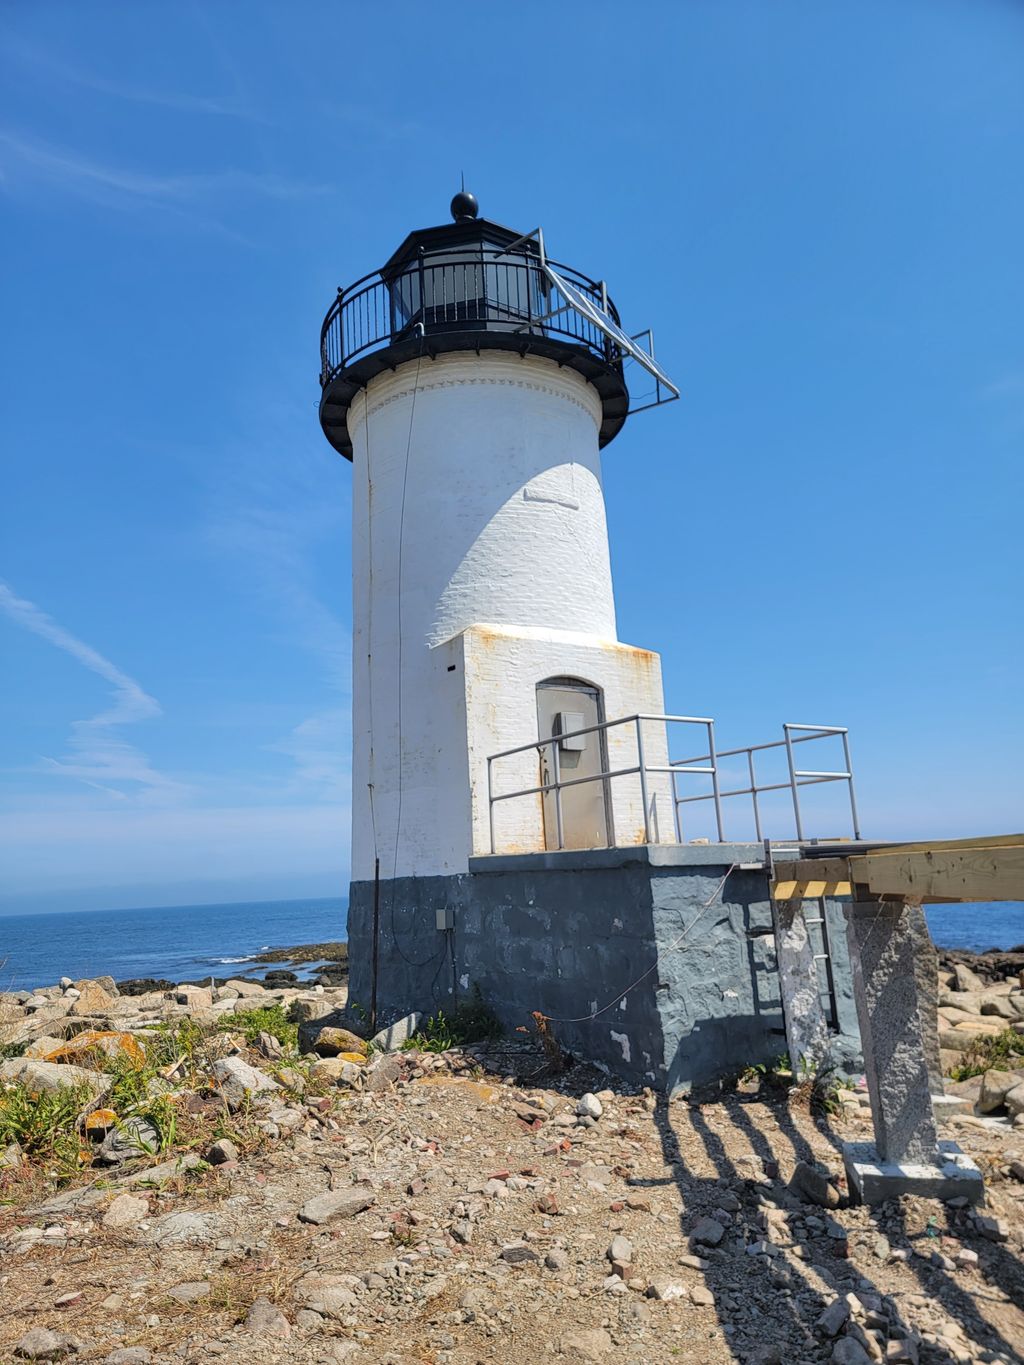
[5,33,269,122]
[270,708,351,800]
[0,582,184,802]
[0,129,327,209]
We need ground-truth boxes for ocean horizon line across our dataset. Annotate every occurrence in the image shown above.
[0,892,349,922]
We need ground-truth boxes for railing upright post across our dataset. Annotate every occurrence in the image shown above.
[671,760,683,844]
[842,730,862,840]
[551,738,564,850]
[747,747,762,843]
[487,755,496,856]
[783,724,805,842]
[707,721,725,842]
[636,717,651,844]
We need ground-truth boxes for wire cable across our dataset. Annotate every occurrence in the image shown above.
[535,864,737,1024]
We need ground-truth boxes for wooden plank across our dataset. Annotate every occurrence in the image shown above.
[773,879,852,901]
[863,832,1024,859]
[849,846,1024,903]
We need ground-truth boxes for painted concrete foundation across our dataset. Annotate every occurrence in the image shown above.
[347,844,861,1093]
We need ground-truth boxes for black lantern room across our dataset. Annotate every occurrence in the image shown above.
[318,194,630,459]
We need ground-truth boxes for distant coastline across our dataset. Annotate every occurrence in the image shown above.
[0,894,1020,996]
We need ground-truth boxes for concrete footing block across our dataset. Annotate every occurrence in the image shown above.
[843,1138,984,1206]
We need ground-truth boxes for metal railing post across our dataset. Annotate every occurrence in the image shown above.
[550,738,564,850]
[635,717,651,844]
[842,730,862,840]
[783,724,805,841]
[671,763,683,843]
[747,747,762,843]
[487,755,496,856]
[707,721,725,842]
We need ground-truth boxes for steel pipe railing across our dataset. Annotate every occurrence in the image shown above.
[486,717,859,854]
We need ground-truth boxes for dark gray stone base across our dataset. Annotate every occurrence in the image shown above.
[843,1139,984,1205]
[347,845,861,1093]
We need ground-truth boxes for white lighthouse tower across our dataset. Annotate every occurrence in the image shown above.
[319,191,680,927]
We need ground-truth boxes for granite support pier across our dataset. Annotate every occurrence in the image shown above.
[842,897,983,1204]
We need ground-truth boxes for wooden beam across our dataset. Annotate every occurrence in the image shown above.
[849,846,1024,903]
[857,832,1024,859]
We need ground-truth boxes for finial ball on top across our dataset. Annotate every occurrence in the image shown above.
[450,190,479,222]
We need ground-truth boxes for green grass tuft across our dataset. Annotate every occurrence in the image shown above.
[946,1027,1024,1082]
[219,1002,298,1051]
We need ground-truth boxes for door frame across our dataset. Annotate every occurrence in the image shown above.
[536,676,615,850]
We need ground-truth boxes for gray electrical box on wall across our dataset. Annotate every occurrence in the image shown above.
[556,711,586,751]
[436,906,455,931]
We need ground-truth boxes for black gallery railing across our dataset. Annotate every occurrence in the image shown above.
[320,248,623,386]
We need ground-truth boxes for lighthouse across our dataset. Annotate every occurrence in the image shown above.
[316,193,865,1094]
[320,192,679,893]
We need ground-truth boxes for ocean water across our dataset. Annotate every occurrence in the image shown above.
[0,895,1019,995]
[0,897,347,993]
[924,902,1024,954]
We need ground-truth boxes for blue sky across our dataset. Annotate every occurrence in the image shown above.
[1,1,1021,915]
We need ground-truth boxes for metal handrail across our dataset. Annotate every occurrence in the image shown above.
[487,714,720,855]
[485,716,860,854]
[320,245,622,388]
[672,724,860,843]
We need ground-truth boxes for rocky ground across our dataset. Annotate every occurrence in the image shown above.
[1,969,1024,1365]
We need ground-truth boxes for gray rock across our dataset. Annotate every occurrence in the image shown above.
[645,1276,687,1301]
[206,1138,239,1165]
[555,1328,613,1360]
[210,1056,279,1108]
[451,1219,473,1244]
[98,1118,159,1165]
[607,1234,633,1265]
[689,1284,715,1306]
[104,1351,152,1365]
[790,1159,841,1209]
[371,1011,422,1051]
[245,1297,291,1338]
[256,1030,284,1060]
[1,1140,23,1169]
[545,1248,570,1271]
[298,1189,374,1225]
[225,978,266,997]
[501,1241,539,1264]
[816,1298,850,1337]
[953,962,986,993]
[116,1153,201,1186]
[293,1272,362,1318]
[689,1216,725,1246]
[140,1210,215,1246]
[576,1092,603,1119]
[167,1281,211,1304]
[102,1193,149,1229]
[14,1330,77,1361]
[0,1058,109,1101]
[830,1339,873,1365]
[365,1052,403,1091]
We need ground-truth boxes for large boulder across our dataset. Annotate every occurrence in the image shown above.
[43,1031,145,1067]
[978,1069,1022,1113]
[68,982,117,1018]
[312,1026,368,1058]
[1005,1082,1024,1118]
[953,962,987,993]
[210,1057,279,1109]
[0,1058,109,1102]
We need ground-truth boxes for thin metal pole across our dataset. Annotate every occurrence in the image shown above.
[747,747,762,843]
[636,717,651,844]
[842,731,862,839]
[487,755,496,855]
[783,724,804,841]
[550,739,564,850]
[671,762,683,843]
[370,856,380,1033]
[707,721,725,842]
